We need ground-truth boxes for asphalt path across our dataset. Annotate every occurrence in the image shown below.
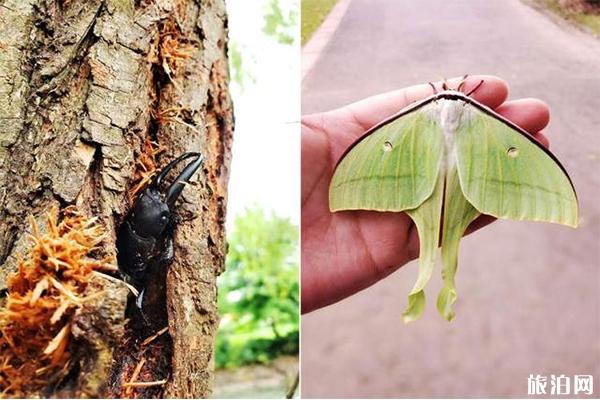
[301,0,600,397]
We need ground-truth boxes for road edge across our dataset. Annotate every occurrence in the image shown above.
[520,0,600,39]
[301,0,352,82]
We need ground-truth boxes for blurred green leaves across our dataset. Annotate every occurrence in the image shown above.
[263,0,298,45]
[229,42,253,88]
[228,0,297,91]
[216,207,299,369]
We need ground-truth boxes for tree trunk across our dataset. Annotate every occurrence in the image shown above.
[0,0,233,397]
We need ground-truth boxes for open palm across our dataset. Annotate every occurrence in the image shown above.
[301,75,551,313]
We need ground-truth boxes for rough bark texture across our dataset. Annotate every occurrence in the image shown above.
[0,0,232,397]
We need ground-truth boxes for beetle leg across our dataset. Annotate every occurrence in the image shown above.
[135,287,146,309]
[159,236,174,265]
[134,287,154,327]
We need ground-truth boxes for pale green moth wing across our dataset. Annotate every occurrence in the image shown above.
[437,165,480,321]
[455,104,578,228]
[434,100,579,321]
[329,104,445,322]
[329,107,444,212]
[401,174,443,322]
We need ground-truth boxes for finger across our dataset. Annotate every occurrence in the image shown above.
[532,130,550,149]
[454,75,508,109]
[494,98,550,134]
[465,214,497,236]
[333,74,508,130]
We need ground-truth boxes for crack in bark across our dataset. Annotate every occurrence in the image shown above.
[34,1,104,96]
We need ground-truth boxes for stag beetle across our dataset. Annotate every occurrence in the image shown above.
[116,152,204,313]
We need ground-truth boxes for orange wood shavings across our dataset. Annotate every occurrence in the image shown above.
[140,327,169,347]
[123,379,167,388]
[0,206,113,397]
[128,139,165,204]
[122,357,168,396]
[148,16,194,80]
[125,357,146,397]
[151,107,202,134]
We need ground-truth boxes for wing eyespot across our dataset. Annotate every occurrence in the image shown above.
[383,141,393,152]
[507,146,519,158]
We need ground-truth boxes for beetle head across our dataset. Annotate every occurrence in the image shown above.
[130,186,171,238]
[130,152,204,239]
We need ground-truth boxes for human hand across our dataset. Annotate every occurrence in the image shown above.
[301,75,551,313]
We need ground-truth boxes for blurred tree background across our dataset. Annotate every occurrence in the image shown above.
[216,207,299,369]
[215,0,299,394]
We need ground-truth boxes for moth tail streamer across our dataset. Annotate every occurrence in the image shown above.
[436,239,461,321]
[402,175,444,323]
[437,168,480,321]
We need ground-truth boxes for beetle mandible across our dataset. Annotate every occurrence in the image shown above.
[116,152,204,312]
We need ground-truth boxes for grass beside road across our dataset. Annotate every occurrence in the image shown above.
[301,0,338,45]
[530,0,600,35]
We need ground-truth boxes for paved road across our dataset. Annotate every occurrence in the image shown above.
[301,1,600,398]
[212,356,298,399]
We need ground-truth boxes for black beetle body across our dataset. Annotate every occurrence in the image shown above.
[116,152,204,311]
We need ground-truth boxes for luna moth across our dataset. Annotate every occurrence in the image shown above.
[328,83,578,322]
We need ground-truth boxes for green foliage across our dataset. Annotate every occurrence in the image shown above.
[216,207,299,369]
[263,0,298,45]
[228,42,255,88]
[301,0,338,45]
[229,0,296,91]
[533,0,600,35]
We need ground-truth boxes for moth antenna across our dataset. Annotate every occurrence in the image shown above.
[466,79,485,97]
[457,74,469,92]
[428,82,438,95]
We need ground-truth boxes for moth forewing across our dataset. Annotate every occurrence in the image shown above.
[453,99,579,228]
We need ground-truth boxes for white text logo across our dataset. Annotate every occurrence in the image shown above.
[528,374,593,396]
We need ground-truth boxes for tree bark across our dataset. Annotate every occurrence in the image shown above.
[0,0,233,397]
